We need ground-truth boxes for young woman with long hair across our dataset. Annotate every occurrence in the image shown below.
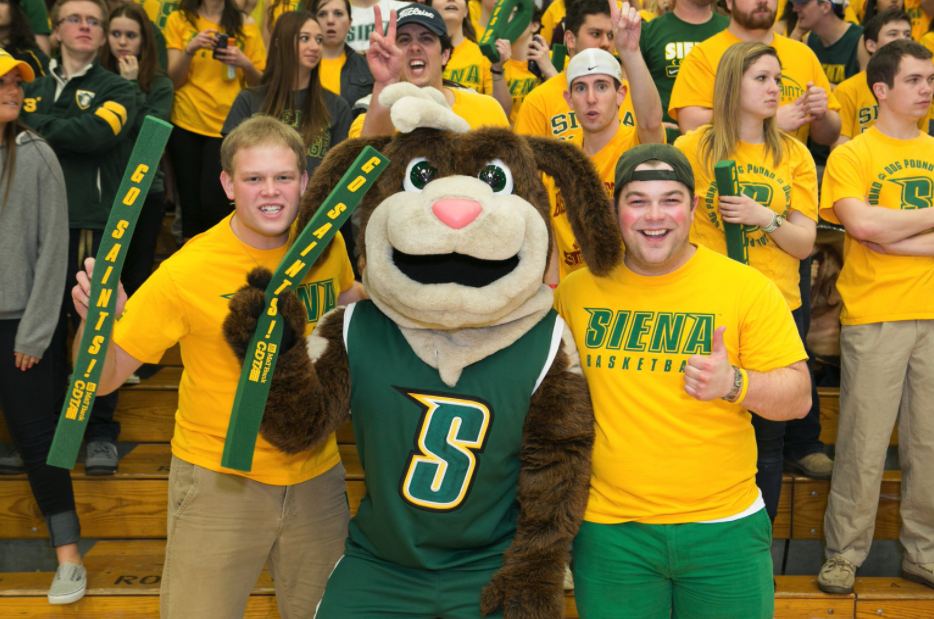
[100,2,174,296]
[0,0,49,77]
[164,0,266,239]
[223,11,355,260]
[674,42,820,524]
[223,10,350,177]
[0,49,86,605]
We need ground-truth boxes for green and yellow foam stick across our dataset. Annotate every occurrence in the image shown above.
[479,0,534,63]
[47,117,173,470]
[221,146,389,472]
[714,160,749,265]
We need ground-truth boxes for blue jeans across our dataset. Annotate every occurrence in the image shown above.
[753,257,824,522]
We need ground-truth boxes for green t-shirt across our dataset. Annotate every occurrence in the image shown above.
[22,0,50,36]
[806,23,863,166]
[806,23,863,85]
[344,300,561,570]
[639,11,729,144]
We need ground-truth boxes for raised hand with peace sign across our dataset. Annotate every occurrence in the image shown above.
[367,6,403,87]
[608,0,642,54]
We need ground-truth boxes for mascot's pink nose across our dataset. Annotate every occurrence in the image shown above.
[432,199,482,229]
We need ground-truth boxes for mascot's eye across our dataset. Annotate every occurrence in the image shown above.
[478,160,514,194]
[403,157,438,193]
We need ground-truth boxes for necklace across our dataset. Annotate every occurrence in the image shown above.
[230,214,262,269]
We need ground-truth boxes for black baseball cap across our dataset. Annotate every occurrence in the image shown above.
[614,143,695,201]
[396,4,448,37]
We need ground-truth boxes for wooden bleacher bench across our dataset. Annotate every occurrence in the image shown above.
[2,369,929,617]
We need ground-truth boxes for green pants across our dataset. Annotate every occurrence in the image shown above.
[315,550,505,619]
[573,510,774,619]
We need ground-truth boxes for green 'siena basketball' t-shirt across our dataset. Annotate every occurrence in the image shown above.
[639,11,729,144]
[343,301,563,570]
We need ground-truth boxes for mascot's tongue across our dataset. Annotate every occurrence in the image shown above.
[391,249,520,287]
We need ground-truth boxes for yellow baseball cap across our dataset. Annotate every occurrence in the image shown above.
[0,48,34,82]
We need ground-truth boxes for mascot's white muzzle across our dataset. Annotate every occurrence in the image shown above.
[363,175,550,329]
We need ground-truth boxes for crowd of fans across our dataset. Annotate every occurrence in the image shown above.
[0,0,931,610]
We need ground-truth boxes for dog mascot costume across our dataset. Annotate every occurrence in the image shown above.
[224,83,622,619]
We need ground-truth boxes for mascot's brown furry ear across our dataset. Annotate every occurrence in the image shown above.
[526,136,623,277]
[295,135,393,233]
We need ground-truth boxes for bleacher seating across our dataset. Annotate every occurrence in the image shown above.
[0,217,929,615]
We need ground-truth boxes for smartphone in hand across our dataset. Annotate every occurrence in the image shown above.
[213,34,229,59]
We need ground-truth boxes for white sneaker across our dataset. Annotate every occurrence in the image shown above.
[48,562,87,604]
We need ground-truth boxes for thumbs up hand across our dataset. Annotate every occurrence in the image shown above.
[683,326,735,401]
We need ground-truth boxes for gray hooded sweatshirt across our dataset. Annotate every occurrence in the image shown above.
[0,130,68,358]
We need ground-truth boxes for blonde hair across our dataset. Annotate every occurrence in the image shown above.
[220,116,307,175]
[700,41,791,172]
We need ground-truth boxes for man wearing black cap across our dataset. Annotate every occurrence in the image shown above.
[351,2,509,137]
[554,143,811,618]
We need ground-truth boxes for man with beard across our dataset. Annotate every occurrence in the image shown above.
[554,143,810,618]
[639,0,729,144]
[668,0,841,148]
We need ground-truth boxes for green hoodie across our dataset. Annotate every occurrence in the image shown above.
[22,58,140,230]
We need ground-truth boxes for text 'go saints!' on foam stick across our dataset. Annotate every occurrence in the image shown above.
[714,160,750,265]
[47,116,174,470]
[221,146,389,472]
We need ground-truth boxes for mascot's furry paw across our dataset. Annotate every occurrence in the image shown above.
[480,566,564,619]
[378,82,470,134]
[222,266,308,361]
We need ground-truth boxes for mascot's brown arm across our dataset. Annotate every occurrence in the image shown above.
[526,136,623,277]
[481,336,595,619]
[222,268,351,455]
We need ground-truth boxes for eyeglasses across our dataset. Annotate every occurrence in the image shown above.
[58,14,103,29]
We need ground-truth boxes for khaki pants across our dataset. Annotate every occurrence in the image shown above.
[824,320,934,566]
[160,456,349,618]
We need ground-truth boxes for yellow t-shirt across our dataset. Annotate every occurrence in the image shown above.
[468,0,486,42]
[513,72,637,140]
[138,0,178,30]
[835,72,928,139]
[554,245,806,524]
[349,85,509,137]
[674,127,818,310]
[113,215,354,485]
[854,0,931,39]
[444,38,493,95]
[545,126,638,280]
[540,0,564,47]
[668,30,840,145]
[320,53,346,96]
[819,127,934,325]
[270,0,302,29]
[504,58,540,125]
[164,11,267,137]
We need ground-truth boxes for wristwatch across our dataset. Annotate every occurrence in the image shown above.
[762,212,785,233]
[722,365,744,403]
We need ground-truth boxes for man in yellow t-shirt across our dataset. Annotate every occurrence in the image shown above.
[514,0,639,141]
[817,40,934,595]
[832,10,918,148]
[555,143,809,618]
[352,3,508,137]
[668,0,841,146]
[70,118,362,616]
[543,19,665,283]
